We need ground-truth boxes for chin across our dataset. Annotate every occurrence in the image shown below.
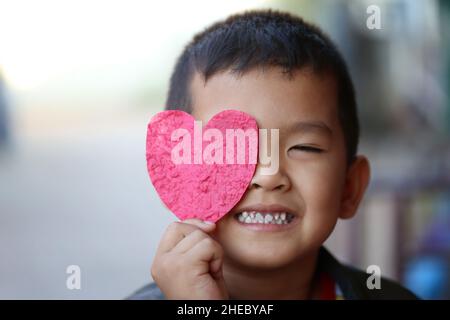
[224,243,301,270]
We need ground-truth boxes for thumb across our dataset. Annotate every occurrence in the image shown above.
[210,256,223,278]
[181,218,216,232]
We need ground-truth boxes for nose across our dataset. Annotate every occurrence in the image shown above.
[249,165,291,192]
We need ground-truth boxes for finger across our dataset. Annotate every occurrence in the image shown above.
[156,221,199,254]
[182,218,216,232]
[171,229,210,254]
[186,237,224,273]
[210,258,224,280]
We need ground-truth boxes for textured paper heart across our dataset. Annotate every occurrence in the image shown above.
[146,110,258,222]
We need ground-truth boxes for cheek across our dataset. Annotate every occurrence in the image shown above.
[291,158,345,220]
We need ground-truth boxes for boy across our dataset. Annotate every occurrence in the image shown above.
[129,10,417,299]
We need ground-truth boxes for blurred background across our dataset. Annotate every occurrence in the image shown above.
[0,0,449,299]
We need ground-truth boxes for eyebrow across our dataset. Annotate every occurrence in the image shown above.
[286,120,333,136]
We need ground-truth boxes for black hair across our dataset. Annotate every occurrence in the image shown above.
[165,9,359,165]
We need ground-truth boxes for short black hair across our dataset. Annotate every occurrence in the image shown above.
[165,9,359,165]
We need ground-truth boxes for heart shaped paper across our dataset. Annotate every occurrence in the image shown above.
[146,110,258,222]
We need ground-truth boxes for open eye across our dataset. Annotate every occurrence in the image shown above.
[289,145,324,153]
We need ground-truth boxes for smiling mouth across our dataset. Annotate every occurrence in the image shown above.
[234,211,295,224]
[232,204,297,225]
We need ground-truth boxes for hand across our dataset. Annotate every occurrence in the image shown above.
[151,218,228,299]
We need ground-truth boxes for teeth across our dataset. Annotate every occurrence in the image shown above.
[237,212,292,225]
[255,213,264,223]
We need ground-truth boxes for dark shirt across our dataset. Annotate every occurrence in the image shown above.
[127,247,418,300]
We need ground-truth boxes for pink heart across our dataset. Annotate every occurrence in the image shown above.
[146,110,258,222]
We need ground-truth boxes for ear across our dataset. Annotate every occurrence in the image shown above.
[339,155,371,219]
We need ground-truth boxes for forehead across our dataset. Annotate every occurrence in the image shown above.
[189,67,340,132]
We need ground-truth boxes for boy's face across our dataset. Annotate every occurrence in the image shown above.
[190,67,361,270]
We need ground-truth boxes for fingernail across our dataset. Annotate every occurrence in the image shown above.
[203,220,215,225]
